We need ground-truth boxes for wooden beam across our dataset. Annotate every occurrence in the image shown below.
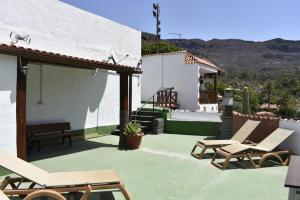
[214,73,218,91]
[16,57,28,160]
[119,73,129,148]
[0,44,142,74]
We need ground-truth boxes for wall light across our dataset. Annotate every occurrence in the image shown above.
[93,68,99,76]
[20,65,28,75]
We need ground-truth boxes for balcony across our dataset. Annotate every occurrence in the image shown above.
[199,90,218,104]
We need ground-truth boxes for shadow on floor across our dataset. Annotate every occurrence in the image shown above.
[213,159,284,170]
[28,139,118,161]
[10,191,115,200]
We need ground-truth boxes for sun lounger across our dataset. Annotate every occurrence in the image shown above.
[0,149,130,200]
[211,128,294,170]
[191,120,260,159]
[0,191,9,200]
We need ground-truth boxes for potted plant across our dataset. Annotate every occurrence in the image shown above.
[124,121,144,149]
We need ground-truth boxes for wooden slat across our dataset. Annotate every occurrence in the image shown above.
[27,122,71,135]
[285,156,300,188]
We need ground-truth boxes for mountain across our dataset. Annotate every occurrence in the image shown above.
[142,32,300,79]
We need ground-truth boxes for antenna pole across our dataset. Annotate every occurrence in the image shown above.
[153,3,161,53]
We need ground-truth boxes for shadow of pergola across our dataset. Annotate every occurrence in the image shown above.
[27,139,118,162]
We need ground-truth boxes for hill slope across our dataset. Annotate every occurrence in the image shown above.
[142,32,300,79]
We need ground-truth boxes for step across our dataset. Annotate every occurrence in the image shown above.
[133,110,161,114]
[131,119,153,124]
[133,112,161,117]
[131,114,155,119]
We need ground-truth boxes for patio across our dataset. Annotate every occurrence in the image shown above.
[19,134,290,200]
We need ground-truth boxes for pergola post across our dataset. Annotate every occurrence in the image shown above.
[119,73,130,148]
[129,75,132,120]
[16,57,28,160]
[213,73,218,91]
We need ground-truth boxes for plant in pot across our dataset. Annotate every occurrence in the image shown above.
[124,121,144,149]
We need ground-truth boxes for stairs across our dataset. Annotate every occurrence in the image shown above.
[113,109,162,135]
[131,109,162,133]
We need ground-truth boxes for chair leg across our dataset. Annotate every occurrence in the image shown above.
[247,154,259,168]
[191,143,207,159]
[23,190,66,200]
[211,151,230,170]
[79,185,91,200]
[62,137,65,144]
[117,183,131,200]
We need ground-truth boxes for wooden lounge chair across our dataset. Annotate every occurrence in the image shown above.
[191,120,260,159]
[211,128,294,170]
[0,191,9,200]
[0,150,130,200]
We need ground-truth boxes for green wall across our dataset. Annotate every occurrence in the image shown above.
[164,120,221,136]
[71,125,118,140]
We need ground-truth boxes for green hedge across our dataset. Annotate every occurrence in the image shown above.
[164,120,221,136]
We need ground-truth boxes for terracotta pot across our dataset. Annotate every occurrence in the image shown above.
[125,133,144,149]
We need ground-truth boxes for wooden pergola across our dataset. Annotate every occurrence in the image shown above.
[0,44,142,160]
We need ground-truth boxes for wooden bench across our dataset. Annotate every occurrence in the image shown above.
[27,122,72,152]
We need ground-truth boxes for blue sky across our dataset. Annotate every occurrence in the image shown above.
[61,0,300,41]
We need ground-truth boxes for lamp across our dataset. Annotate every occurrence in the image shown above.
[93,68,99,76]
[137,59,142,68]
[20,65,28,75]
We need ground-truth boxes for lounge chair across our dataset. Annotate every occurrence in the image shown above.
[191,120,260,159]
[211,128,294,170]
[0,149,130,200]
[0,191,9,200]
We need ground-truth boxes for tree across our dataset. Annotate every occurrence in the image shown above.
[262,81,276,106]
[142,41,181,55]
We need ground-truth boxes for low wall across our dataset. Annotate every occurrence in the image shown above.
[164,120,221,136]
[279,119,300,155]
[233,112,280,143]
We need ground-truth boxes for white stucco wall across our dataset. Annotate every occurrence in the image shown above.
[0,0,141,132]
[198,104,219,112]
[279,119,300,155]
[0,0,141,67]
[132,75,142,111]
[0,54,17,154]
[26,65,141,129]
[142,53,199,111]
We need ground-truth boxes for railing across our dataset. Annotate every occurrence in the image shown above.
[156,87,179,109]
[136,89,162,114]
[134,87,179,123]
[199,90,218,104]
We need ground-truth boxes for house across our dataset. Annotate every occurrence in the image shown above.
[142,51,221,112]
[0,0,142,159]
[259,103,280,112]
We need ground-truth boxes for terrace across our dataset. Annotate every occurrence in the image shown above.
[12,133,288,200]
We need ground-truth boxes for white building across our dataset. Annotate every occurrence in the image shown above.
[142,51,221,112]
[0,0,141,159]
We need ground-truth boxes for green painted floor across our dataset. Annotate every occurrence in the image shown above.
[21,134,289,200]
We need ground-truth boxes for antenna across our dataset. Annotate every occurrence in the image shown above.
[10,32,31,45]
[169,33,182,39]
[152,3,161,53]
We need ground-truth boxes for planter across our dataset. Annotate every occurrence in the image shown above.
[125,133,144,149]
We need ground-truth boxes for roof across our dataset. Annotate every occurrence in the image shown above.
[143,50,221,71]
[0,44,142,74]
[184,52,220,71]
[259,103,280,110]
[143,50,187,57]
